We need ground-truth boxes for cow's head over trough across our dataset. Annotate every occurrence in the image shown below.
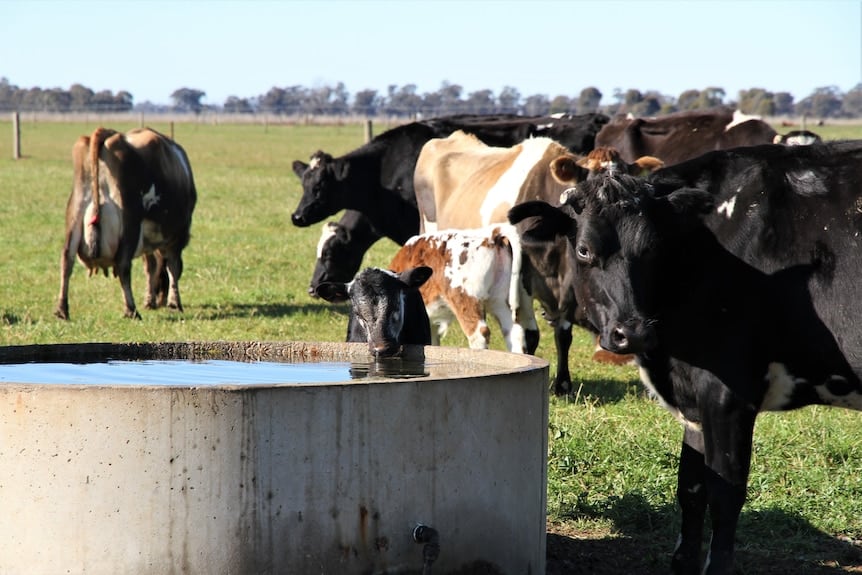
[315,266,433,358]
[291,151,350,227]
[508,173,714,357]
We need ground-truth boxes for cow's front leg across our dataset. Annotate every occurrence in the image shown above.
[551,320,573,395]
[701,405,756,575]
[672,428,707,575]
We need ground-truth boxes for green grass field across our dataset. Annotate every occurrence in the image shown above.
[1,119,860,572]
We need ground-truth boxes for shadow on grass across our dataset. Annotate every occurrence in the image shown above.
[188,301,348,320]
[548,493,862,574]
[564,376,644,406]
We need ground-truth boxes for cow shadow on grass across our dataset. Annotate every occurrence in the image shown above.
[189,301,348,321]
[563,376,644,405]
[547,493,862,575]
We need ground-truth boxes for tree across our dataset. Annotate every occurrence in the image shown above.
[497,86,521,114]
[699,86,726,108]
[69,83,94,111]
[842,83,862,118]
[677,89,700,111]
[465,89,496,114]
[796,86,843,118]
[523,94,550,116]
[352,89,380,116]
[549,95,572,114]
[773,92,795,116]
[577,87,602,113]
[170,88,206,114]
[737,88,774,116]
[223,96,254,114]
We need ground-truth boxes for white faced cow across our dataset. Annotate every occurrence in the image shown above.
[389,225,538,354]
[509,144,862,574]
[315,267,433,358]
[55,127,197,320]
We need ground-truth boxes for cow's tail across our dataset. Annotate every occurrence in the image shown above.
[85,127,114,261]
[501,223,524,322]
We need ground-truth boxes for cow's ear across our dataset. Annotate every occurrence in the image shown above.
[292,160,308,178]
[664,188,715,216]
[399,266,433,289]
[315,282,350,303]
[550,156,590,185]
[333,159,350,180]
[508,202,574,241]
[629,155,664,177]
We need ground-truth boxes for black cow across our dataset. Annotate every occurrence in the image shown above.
[509,142,862,574]
[315,266,433,357]
[595,107,818,166]
[309,211,386,296]
[55,127,197,320]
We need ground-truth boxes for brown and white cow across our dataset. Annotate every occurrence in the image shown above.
[389,225,538,354]
[413,131,586,233]
[55,127,197,320]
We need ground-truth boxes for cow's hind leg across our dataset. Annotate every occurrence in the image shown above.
[487,298,526,353]
[54,230,80,320]
[446,293,490,349]
[161,249,184,312]
[142,252,167,309]
[114,255,141,320]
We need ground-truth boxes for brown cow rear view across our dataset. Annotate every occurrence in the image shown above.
[55,127,197,320]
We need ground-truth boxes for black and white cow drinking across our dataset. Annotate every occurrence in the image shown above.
[315,266,433,357]
[508,142,862,575]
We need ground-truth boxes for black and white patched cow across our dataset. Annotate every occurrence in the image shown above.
[309,211,386,296]
[315,266,433,357]
[55,127,197,320]
[508,141,862,575]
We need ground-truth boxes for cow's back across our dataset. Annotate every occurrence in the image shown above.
[596,108,778,165]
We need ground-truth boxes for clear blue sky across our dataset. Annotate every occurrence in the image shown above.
[1,0,859,106]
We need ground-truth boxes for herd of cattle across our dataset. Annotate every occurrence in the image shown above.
[55,107,862,575]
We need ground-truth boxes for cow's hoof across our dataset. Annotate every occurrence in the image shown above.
[551,379,572,396]
[54,308,69,321]
[124,309,142,320]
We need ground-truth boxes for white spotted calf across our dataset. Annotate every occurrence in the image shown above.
[389,225,538,353]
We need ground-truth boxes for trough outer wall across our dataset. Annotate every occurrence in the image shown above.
[0,342,549,575]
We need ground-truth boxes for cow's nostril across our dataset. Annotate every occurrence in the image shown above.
[291,214,305,226]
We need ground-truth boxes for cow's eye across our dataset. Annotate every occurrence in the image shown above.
[575,243,593,264]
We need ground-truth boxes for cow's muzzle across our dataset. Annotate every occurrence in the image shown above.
[601,319,656,355]
[291,212,310,227]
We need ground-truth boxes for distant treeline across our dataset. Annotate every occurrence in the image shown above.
[2,77,860,118]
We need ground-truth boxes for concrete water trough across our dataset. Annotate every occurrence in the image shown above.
[0,341,549,575]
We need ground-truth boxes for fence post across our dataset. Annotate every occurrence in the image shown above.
[12,112,20,159]
[170,121,175,140]
[364,119,373,143]
[139,112,144,128]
